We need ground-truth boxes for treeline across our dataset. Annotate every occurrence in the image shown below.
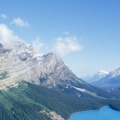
[0,83,119,120]
[25,83,111,119]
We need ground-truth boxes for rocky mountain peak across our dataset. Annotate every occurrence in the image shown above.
[42,52,64,67]
[0,40,84,94]
[0,39,107,99]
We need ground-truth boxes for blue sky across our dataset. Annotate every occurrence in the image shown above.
[0,0,120,76]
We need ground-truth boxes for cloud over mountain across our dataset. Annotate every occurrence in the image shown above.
[32,37,44,54]
[53,36,82,57]
[0,24,23,48]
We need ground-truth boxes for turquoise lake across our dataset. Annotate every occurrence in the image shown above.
[69,106,120,120]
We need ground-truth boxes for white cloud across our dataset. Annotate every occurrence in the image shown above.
[0,24,43,54]
[64,32,70,35]
[1,13,7,19]
[0,23,82,57]
[32,37,44,54]
[0,24,23,48]
[53,36,82,57]
[11,17,29,27]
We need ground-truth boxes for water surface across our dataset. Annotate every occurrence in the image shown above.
[69,106,120,120]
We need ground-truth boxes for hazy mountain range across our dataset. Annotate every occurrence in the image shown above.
[83,70,109,83]
[83,69,120,94]
[91,68,120,93]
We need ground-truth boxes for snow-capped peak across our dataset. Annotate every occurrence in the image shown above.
[109,68,120,77]
[83,70,109,83]
[97,70,109,75]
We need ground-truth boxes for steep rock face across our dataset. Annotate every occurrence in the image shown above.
[0,40,84,90]
[39,53,84,89]
[0,41,40,89]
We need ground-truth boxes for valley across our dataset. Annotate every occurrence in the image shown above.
[0,82,120,120]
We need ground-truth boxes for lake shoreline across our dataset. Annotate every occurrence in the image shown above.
[68,105,120,120]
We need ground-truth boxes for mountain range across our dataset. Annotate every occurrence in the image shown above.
[90,68,120,94]
[0,39,119,120]
[0,39,112,98]
[83,70,109,83]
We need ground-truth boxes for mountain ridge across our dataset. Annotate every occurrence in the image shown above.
[91,68,120,94]
[83,70,109,83]
[0,39,119,120]
[0,41,113,98]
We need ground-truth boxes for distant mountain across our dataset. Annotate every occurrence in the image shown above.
[83,70,109,83]
[91,68,120,93]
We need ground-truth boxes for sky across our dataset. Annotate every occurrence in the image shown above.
[0,0,120,77]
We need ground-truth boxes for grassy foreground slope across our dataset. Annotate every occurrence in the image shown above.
[0,82,120,120]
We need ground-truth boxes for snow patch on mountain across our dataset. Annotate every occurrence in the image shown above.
[71,86,106,99]
[97,70,109,75]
